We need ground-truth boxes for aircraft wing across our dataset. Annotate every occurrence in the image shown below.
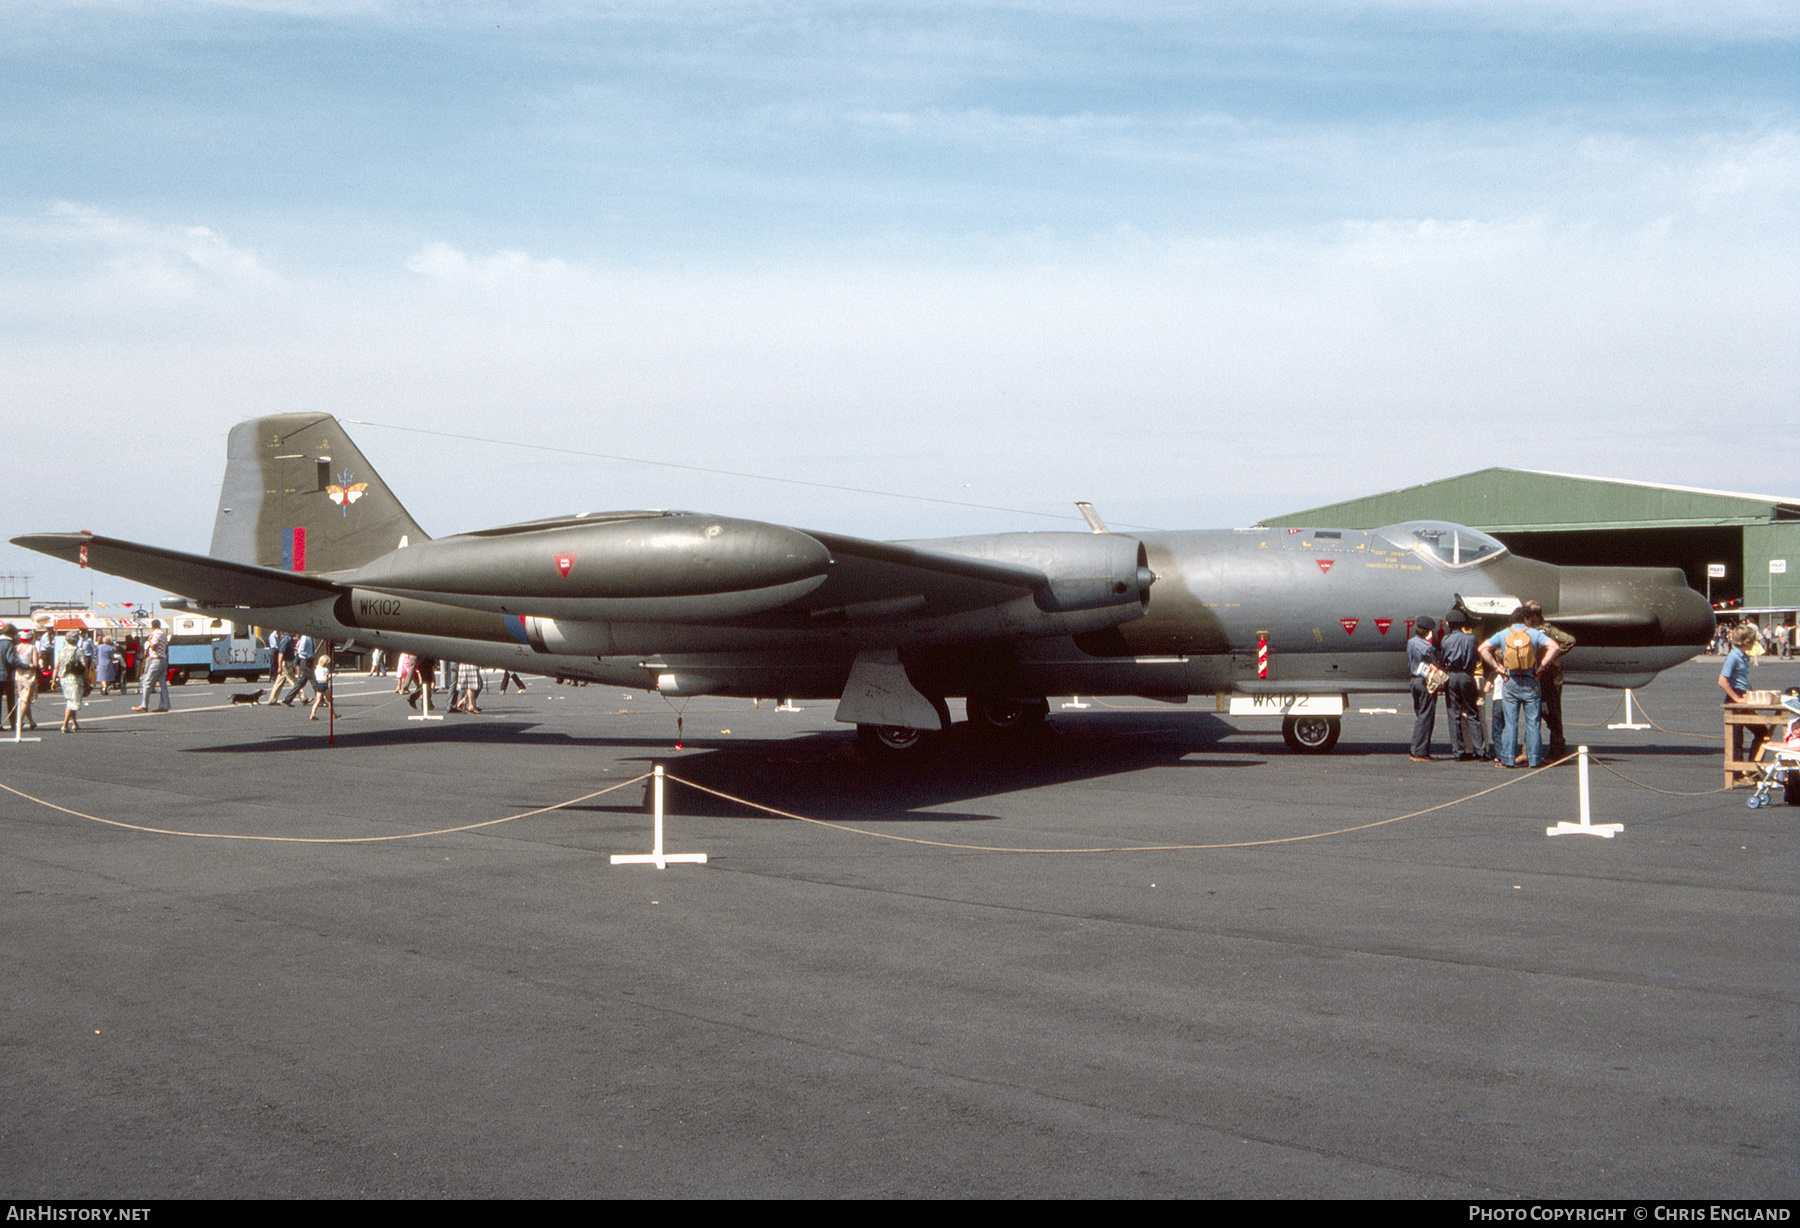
[11,533,344,608]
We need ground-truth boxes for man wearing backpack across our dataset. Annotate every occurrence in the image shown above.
[1524,601,1577,761]
[1477,606,1563,769]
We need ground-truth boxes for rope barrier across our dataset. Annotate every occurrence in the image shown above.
[3,690,1773,854]
[1589,760,1734,797]
[0,774,650,844]
[661,758,1578,854]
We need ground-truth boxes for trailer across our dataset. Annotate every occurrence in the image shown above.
[167,615,270,684]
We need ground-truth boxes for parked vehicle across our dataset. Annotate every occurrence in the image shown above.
[167,615,270,684]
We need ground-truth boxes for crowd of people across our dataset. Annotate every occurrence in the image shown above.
[1,618,545,732]
[1405,601,1575,769]
[1710,618,1794,660]
[1,620,150,732]
[266,634,517,717]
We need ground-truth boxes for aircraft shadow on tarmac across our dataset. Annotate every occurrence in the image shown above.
[603,712,1281,823]
[180,710,1264,822]
[178,707,1720,822]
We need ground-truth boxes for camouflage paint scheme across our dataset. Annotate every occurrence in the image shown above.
[14,414,1714,754]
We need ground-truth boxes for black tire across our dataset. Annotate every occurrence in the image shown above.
[1786,771,1799,807]
[965,695,1050,736]
[856,723,943,762]
[1282,714,1341,754]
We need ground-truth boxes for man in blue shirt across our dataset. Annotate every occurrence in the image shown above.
[1717,622,1760,763]
[1439,616,1486,761]
[1477,608,1563,769]
[1406,616,1440,760]
[285,634,316,707]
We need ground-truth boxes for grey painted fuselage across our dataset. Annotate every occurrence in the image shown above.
[262,521,1710,703]
[14,414,1714,737]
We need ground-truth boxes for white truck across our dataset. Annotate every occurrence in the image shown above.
[167,614,270,685]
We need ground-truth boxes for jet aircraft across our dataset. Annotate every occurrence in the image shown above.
[14,414,1714,756]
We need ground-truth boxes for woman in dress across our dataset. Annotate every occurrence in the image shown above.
[455,662,484,713]
[96,638,118,694]
[57,631,85,732]
[13,629,41,730]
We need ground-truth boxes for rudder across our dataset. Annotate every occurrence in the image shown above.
[209,414,430,574]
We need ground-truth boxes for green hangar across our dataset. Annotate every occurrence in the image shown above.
[1263,470,1800,620]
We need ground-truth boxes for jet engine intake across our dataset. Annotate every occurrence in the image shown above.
[1034,535,1154,613]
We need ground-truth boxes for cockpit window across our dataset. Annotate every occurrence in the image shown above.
[1375,521,1508,569]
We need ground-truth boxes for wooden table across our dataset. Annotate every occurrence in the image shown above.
[1724,698,1792,787]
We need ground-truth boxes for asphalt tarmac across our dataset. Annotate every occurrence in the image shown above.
[2,657,1795,1198]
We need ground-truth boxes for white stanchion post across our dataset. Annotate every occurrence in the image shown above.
[1608,688,1650,730]
[1548,745,1622,838]
[612,764,708,870]
[1061,696,1090,710]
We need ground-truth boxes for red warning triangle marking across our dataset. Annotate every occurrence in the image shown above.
[1317,559,1334,574]
[1340,618,1358,635]
[555,553,576,578]
[1374,618,1393,635]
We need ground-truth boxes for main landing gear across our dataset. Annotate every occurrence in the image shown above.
[964,695,1049,737]
[858,695,1050,760]
[1282,713,1341,754]
[855,693,953,761]
[856,723,942,761]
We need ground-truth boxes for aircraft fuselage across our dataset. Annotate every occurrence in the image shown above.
[263,522,1711,702]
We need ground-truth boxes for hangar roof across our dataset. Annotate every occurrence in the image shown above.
[1263,469,1800,533]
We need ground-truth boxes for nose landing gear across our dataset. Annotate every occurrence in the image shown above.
[1282,713,1341,754]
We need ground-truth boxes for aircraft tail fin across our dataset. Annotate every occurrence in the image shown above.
[208,414,430,575]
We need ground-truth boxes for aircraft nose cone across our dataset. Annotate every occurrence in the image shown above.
[1658,577,1717,647]
[1556,565,1714,648]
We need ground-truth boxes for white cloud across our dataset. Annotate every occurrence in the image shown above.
[0,203,279,307]
[404,241,572,287]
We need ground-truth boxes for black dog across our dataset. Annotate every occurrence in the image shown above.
[230,690,266,705]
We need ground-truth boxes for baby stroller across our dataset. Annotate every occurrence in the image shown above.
[1746,690,1800,809]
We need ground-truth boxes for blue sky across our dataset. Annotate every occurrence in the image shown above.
[3,1,1796,605]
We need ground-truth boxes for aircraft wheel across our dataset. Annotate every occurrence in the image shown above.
[1282,714,1340,754]
[857,723,942,762]
[966,695,1049,735]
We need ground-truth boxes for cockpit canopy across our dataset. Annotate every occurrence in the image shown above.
[1375,521,1509,569]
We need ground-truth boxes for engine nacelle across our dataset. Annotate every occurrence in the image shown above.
[905,532,1153,615]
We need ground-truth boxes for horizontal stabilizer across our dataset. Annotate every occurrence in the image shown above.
[11,533,344,608]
